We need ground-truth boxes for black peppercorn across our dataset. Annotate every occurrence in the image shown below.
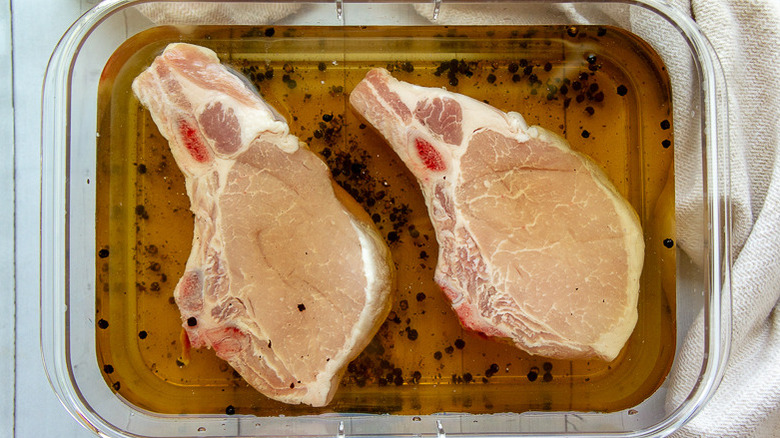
[662,139,671,148]
[387,231,399,243]
[486,73,496,84]
[454,339,465,349]
[297,303,306,311]
[434,351,442,360]
[226,405,236,415]
[103,364,114,374]
[416,292,426,301]
[508,63,519,73]
[585,106,595,116]
[318,62,327,71]
[98,248,109,258]
[407,329,418,341]
[544,62,552,72]
[661,119,671,130]
[187,317,197,326]
[581,130,590,138]
[264,27,275,37]
[98,319,109,329]
[527,369,538,382]
[617,84,628,96]
[663,238,674,248]
[138,330,147,339]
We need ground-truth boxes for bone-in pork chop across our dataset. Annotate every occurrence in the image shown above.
[350,68,643,361]
[132,44,394,406]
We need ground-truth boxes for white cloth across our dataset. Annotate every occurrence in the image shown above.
[140,1,780,435]
[414,1,780,436]
[663,1,780,436]
[137,3,300,26]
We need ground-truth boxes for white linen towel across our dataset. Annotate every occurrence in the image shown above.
[140,1,780,435]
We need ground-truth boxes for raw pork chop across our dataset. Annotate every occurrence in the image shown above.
[132,44,394,406]
[350,68,643,361]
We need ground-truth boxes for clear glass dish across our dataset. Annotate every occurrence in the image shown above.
[41,1,731,437]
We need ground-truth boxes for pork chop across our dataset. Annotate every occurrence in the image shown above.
[132,44,394,406]
[350,68,643,361]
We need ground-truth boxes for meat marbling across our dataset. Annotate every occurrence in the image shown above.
[132,44,394,406]
[350,68,644,361]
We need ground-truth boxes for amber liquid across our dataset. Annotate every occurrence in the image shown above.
[95,25,676,416]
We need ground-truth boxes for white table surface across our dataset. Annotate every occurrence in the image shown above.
[9,0,97,436]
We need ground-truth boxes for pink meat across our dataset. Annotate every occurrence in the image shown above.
[132,44,394,406]
[350,68,644,361]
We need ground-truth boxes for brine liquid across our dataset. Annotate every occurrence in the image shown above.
[95,25,676,416]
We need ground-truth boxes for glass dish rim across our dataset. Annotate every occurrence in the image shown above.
[39,0,732,437]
